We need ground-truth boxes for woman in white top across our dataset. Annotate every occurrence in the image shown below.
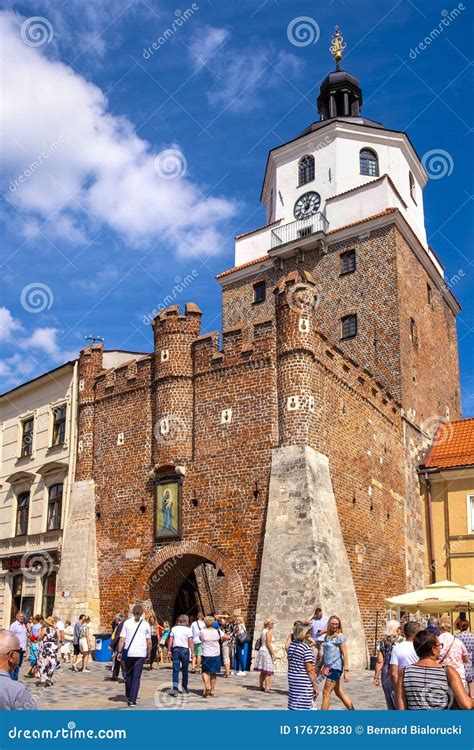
[253,618,275,693]
[199,616,229,698]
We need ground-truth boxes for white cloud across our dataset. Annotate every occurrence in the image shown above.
[76,266,120,295]
[1,11,236,256]
[188,29,304,112]
[17,0,137,58]
[188,25,230,70]
[0,314,79,392]
[0,307,23,341]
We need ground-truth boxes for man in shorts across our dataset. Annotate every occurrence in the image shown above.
[191,612,205,673]
[71,614,85,672]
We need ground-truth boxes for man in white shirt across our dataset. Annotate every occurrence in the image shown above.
[191,611,205,674]
[390,620,421,687]
[117,605,151,707]
[305,606,328,662]
[8,612,27,681]
[168,614,193,695]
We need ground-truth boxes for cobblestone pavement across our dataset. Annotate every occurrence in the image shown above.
[22,660,387,711]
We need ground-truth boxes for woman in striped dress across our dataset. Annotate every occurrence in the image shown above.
[397,629,473,710]
[287,625,319,710]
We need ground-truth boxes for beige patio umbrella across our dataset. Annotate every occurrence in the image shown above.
[385,580,474,613]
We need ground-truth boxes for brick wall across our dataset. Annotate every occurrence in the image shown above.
[81,217,460,644]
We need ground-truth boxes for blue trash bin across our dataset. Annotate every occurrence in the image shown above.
[94,634,112,662]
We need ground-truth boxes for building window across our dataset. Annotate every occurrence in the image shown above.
[268,188,274,222]
[298,155,315,186]
[253,281,266,304]
[427,283,432,306]
[467,495,474,534]
[42,571,57,618]
[409,171,416,202]
[341,314,357,340]
[16,492,30,536]
[359,148,379,177]
[52,404,67,446]
[340,249,356,275]
[10,574,23,622]
[21,417,34,457]
[410,317,417,342]
[47,483,63,531]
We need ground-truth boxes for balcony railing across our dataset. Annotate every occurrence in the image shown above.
[271,213,329,249]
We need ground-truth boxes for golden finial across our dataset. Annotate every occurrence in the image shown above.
[330,26,346,71]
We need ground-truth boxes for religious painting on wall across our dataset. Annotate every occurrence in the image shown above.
[155,478,181,540]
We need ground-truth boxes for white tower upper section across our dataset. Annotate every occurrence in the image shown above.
[234,34,441,277]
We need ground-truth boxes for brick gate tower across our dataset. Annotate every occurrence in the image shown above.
[58,28,460,670]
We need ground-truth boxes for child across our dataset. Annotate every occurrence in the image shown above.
[26,634,39,678]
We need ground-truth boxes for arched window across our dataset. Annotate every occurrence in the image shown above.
[409,171,416,202]
[298,154,315,186]
[359,148,379,177]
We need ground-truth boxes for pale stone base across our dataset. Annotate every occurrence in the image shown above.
[54,480,100,630]
[255,445,367,671]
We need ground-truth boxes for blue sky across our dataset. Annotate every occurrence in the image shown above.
[0,0,473,413]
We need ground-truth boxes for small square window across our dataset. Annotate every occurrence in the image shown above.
[253,281,266,305]
[21,418,34,457]
[340,249,356,275]
[341,314,357,340]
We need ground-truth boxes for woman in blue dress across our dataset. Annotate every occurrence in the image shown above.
[320,616,354,710]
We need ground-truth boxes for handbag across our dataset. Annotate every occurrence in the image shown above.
[254,636,262,651]
[122,619,143,661]
[236,630,252,646]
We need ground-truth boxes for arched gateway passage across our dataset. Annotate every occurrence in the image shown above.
[132,541,245,623]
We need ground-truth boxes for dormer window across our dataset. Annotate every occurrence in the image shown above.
[359,148,379,177]
[298,155,315,186]
[409,171,416,203]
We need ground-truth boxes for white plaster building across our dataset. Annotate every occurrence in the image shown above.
[0,361,78,626]
[0,349,142,628]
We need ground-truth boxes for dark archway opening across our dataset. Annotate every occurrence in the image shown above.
[147,554,230,624]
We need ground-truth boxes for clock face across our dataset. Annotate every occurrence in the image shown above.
[294,191,321,220]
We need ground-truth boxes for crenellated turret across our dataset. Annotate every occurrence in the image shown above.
[274,270,318,446]
[75,344,103,481]
[152,303,202,466]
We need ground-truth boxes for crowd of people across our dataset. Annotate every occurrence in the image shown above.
[1,605,473,711]
[373,614,473,711]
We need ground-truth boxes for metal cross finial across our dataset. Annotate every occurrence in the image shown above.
[330,26,347,71]
[85,334,104,345]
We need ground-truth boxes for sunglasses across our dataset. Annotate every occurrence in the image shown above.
[9,648,22,655]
